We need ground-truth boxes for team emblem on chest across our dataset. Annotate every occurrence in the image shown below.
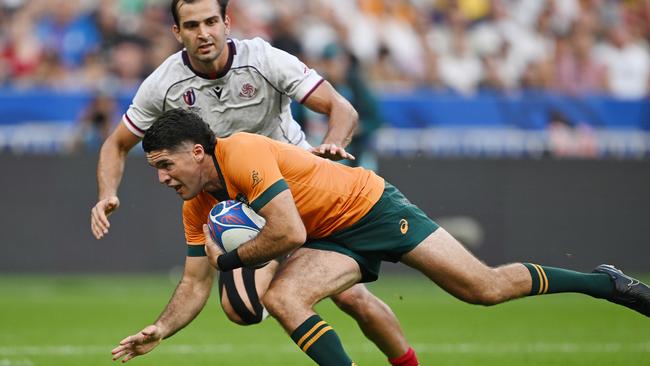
[183,89,196,106]
[239,83,257,99]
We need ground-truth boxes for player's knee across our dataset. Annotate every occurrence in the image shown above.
[220,299,249,326]
[463,271,510,306]
[470,286,507,306]
[331,287,377,322]
[262,286,300,320]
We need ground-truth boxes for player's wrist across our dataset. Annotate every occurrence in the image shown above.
[217,249,244,271]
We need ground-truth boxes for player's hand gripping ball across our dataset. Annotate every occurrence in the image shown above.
[207,200,268,267]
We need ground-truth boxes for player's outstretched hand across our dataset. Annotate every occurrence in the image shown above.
[309,143,356,161]
[91,196,120,239]
[111,325,162,363]
[203,224,224,270]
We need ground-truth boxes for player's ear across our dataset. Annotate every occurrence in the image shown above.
[192,144,205,162]
[224,15,231,36]
[171,24,183,44]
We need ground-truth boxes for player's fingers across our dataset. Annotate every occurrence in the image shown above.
[97,204,111,229]
[111,344,127,354]
[119,335,138,345]
[111,349,128,360]
[91,219,102,239]
[91,206,109,234]
[121,352,134,363]
[202,224,214,245]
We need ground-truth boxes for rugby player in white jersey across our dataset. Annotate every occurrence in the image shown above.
[95,1,419,365]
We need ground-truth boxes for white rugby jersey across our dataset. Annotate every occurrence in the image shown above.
[122,37,324,149]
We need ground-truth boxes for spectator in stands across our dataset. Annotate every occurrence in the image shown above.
[594,24,650,99]
[36,0,100,69]
[0,0,646,99]
[1,7,44,86]
[553,31,606,96]
[438,30,483,95]
[68,92,117,152]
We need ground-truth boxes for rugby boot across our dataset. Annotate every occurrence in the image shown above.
[592,264,650,317]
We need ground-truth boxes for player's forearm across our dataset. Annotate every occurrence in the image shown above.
[322,96,358,148]
[97,143,127,200]
[238,223,305,266]
[96,124,141,200]
[154,278,212,339]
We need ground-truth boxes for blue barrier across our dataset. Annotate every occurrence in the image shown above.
[379,90,650,130]
[0,89,648,155]
[0,88,647,130]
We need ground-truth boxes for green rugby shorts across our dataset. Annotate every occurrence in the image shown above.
[304,182,439,282]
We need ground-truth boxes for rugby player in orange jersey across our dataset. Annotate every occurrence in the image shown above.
[112,109,650,365]
[100,1,417,364]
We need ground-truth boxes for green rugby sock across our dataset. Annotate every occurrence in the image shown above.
[523,263,614,298]
[290,314,355,366]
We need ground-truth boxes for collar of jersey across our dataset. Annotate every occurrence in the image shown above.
[182,39,236,80]
[208,139,230,201]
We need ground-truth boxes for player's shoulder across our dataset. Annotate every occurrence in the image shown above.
[219,133,275,157]
[233,37,273,52]
[231,37,276,64]
[222,131,269,145]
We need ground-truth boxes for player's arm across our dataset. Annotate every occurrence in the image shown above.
[111,254,215,363]
[303,80,358,160]
[204,189,306,270]
[91,123,141,239]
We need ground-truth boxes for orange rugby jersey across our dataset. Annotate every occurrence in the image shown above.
[183,132,384,245]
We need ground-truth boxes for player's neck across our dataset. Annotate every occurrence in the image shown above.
[203,155,226,193]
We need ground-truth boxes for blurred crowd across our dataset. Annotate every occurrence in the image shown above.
[1,0,649,98]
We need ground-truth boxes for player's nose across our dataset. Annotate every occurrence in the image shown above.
[157,169,171,184]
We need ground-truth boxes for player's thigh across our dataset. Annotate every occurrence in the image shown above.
[268,247,362,308]
[219,260,278,325]
[400,228,494,298]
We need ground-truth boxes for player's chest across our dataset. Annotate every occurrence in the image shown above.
[166,72,277,116]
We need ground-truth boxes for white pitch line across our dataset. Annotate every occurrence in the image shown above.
[0,342,649,356]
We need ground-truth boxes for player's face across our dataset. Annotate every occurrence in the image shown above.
[147,146,204,200]
[172,0,230,69]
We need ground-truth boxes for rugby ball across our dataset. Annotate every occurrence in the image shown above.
[207,200,266,254]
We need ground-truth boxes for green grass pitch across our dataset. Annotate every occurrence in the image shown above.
[0,273,647,366]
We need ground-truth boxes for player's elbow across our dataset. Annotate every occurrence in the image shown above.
[285,224,306,249]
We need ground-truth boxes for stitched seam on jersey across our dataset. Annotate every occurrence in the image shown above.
[162,76,199,112]
[276,113,304,146]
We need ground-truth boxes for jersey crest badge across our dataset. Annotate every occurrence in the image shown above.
[183,89,196,106]
[251,170,262,188]
[239,83,257,99]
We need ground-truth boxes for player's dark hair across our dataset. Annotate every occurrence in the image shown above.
[171,0,229,26]
[142,109,216,154]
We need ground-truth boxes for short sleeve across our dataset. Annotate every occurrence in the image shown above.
[122,75,164,137]
[221,135,287,211]
[182,192,218,245]
[258,38,324,104]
